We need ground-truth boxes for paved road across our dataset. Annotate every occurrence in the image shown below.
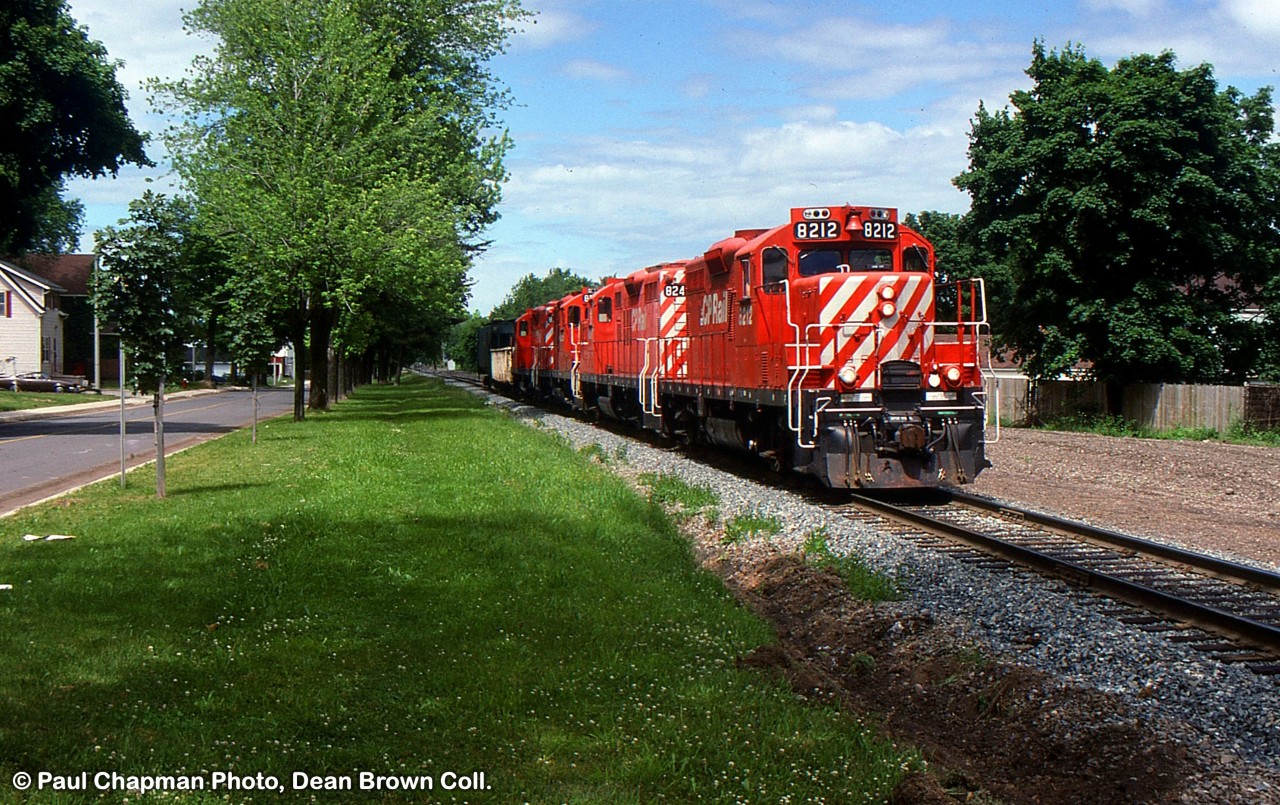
[0,388,296,515]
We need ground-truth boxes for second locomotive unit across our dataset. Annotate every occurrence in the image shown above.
[480,204,992,489]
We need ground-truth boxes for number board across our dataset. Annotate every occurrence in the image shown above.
[793,220,841,241]
[861,220,897,240]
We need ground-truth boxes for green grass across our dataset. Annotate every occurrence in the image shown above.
[0,389,97,412]
[0,377,912,803]
[1035,413,1280,447]
[802,528,905,603]
[637,472,719,521]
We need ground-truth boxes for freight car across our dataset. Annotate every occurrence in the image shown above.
[479,205,992,489]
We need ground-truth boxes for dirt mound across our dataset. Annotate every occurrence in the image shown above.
[702,542,1198,804]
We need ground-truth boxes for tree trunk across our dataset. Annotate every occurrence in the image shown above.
[308,299,336,412]
[203,311,217,388]
[289,305,307,421]
[327,341,339,404]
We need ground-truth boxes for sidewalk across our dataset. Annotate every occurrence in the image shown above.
[0,387,226,424]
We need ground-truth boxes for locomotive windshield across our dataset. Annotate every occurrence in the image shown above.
[798,248,893,276]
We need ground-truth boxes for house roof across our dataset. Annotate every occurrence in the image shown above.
[5,253,93,296]
[0,258,69,316]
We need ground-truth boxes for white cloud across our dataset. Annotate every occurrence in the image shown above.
[1082,0,1163,15]
[1221,0,1280,36]
[561,59,632,82]
[509,4,595,50]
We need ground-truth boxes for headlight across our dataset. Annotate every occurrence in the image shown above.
[878,285,896,300]
[944,366,962,386]
[927,372,942,388]
[879,301,897,317]
[838,365,858,386]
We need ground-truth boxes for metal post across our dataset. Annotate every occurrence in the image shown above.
[118,344,126,488]
[155,375,166,499]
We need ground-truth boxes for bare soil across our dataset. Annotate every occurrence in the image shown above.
[970,428,1280,568]
[675,429,1280,803]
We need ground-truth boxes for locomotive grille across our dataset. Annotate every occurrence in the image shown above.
[880,360,922,391]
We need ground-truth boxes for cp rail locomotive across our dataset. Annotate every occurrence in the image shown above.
[478,204,992,489]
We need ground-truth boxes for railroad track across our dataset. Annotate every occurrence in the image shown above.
[837,491,1280,678]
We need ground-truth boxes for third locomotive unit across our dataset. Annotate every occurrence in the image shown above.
[478,204,992,489]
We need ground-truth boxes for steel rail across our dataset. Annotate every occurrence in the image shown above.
[949,490,1280,593]
[848,493,1280,655]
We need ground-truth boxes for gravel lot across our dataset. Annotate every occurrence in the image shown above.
[451,378,1280,803]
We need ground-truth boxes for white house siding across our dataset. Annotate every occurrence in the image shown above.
[1,306,42,376]
[0,261,65,377]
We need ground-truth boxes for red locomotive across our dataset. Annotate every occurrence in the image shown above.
[479,205,991,489]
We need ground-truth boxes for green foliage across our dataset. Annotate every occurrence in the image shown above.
[802,528,905,602]
[955,42,1280,388]
[639,472,720,520]
[0,378,913,803]
[722,509,782,543]
[1038,413,1280,446]
[447,312,488,371]
[92,192,196,392]
[490,267,597,320]
[155,0,525,410]
[0,0,150,253]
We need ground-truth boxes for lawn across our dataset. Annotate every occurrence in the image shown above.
[0,377,911,803]
[0,389,96,412]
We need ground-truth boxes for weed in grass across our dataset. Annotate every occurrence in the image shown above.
[638,472,719,520]
[722,509,782,544]
[1226,420,1280,447]
[803,527,905,602]
[578,442,608,463]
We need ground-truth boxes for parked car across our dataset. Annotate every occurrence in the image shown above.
[5,373,87,393]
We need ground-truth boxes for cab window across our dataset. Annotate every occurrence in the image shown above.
[904,245,930,272]
[798,249,843,277]
[849,249,893,271]
[597,296,612,323]
[762,247,789,286]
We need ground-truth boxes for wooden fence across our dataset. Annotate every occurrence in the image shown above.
[982,375,1279,432]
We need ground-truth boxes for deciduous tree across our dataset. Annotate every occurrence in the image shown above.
[92,192,196,497]
[0,0,149,253]
[955,43,1280,398]
[155,0,524,419]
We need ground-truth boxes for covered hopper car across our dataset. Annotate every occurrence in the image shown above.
[478,205,992,489]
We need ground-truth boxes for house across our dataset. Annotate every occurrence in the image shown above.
[0,257,68,378]
[7,254,101,378]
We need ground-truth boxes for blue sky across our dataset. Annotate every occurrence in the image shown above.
[65,0,1280,314]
